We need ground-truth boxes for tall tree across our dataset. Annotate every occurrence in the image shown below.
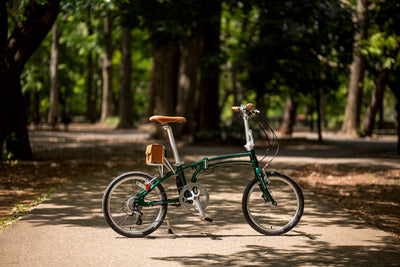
[362,69,389,136]
[341,0,369,136]
[149,43,178,115]
[117,7,134,129]
[85,5,97,122]
[197,0,222,138]
[137,0,181,116]
[176,30,203,134]
[0,0,60,160]
[146,52,156,117]
[280,97,298,136]
[388,74,400,155]
[100,14,113,123]
[362,0,400,137]
[48,22,61,126]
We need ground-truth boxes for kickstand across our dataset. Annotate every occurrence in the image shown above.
[165,215,173,234]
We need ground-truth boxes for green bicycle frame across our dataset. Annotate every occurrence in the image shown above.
[136,149,277,207]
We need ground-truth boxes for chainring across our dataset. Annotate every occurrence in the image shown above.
[179,183,209,212]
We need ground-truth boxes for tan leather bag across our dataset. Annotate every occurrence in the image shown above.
[145,144,164,165]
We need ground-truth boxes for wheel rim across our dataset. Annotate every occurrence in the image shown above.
[106,175,165,235]
[246,176,301,233]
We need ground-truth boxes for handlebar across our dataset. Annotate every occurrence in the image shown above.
[232,103,257,113]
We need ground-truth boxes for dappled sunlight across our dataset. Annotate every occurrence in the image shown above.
[152,242,400,266]
[1,125,400,266]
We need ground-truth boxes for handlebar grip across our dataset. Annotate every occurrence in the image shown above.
[245,103,254,110]
[232,103,254,112]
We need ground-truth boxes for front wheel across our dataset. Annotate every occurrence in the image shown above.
[102,172,167,237]
[242,172,304,235]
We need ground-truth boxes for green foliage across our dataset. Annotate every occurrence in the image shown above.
[241,0,354,97]
[362,0,400,77]
[359,0,400,126]
[364,33,399,69]
[14,0,400,133]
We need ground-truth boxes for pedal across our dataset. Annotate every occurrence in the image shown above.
[201,217,213,223]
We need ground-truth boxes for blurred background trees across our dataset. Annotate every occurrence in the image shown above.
[1,0,400,159]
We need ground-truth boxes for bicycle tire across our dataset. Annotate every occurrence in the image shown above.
[242,171,304,235]
[102,172,167,237]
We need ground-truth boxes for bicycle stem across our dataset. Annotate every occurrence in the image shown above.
[242,112,254,151]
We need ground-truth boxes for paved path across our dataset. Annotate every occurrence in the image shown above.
[1,130,400,266]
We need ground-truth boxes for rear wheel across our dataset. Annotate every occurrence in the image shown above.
[242,172,304,235]
[102,172,167,237]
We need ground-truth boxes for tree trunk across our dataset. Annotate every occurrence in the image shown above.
[197,0,222,139]
[391,87,400,155]
[117,17,133,129]
[341,0,369,137]
[362,69,389,136]
[150,44,179,116]
[316,89,323,142]
[232,18,248,107]
[0,0,60,160]
[33,86,40,127]
[94,54,101,118]
[320,90,327,128]
[48,23,60,126]
[32,54,41,127]
[280,97,298,136]
[0,74,33,159]
[397,100,400,156]
[100,15,113,123]
[147,57,156,117]
[176,31,203,134]
[86,52,96,122]
[85,7,96,123]
[363,41,400,136]
[378,102,384,129]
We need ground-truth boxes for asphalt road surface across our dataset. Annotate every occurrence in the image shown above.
[1,129,399,266]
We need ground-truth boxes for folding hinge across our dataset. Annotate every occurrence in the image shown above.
[203,157,209,169]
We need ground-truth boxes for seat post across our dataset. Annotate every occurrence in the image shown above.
[163,125,183,166]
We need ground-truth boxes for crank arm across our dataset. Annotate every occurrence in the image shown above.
[193,197,212,222]
[193,197,206,218]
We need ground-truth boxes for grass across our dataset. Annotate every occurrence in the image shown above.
[0,188,57,232]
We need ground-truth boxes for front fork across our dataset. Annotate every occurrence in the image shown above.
[257,171,277,205]
[251,151,277,205]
